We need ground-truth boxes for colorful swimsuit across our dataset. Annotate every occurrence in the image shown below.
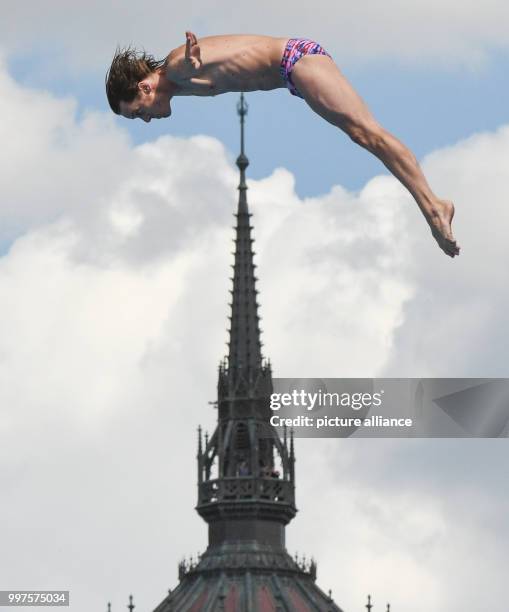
[279,38,332,99]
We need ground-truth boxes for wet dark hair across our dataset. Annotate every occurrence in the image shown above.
[105,46,166,114]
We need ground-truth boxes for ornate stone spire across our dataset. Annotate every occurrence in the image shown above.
[153,94,343,612]
[197,94,294,526]
[225,92,264,389]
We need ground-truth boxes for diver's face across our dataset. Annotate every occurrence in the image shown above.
[119,81,171,122]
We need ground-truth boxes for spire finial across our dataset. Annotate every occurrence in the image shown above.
[237,92,248,156]
[107,603,111,612]
[366,594,373,611]
[198,425,203,455]
[236,93,249,174]
[387,604,391,611]
[127,595,134,612]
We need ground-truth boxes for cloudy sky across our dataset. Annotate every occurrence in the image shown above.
[1,2,508,611]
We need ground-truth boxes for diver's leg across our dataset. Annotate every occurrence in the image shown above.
[291,54,460,257]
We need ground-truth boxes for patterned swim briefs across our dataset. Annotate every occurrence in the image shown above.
[279,38,332,99]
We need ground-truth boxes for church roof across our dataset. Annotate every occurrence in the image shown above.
[155,566,342,612]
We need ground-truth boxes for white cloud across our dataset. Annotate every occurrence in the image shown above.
[291,439,508,612]
[0,53,131,241]
[0,54,507,612]
[382,125,509,376]
[1,1,509,74]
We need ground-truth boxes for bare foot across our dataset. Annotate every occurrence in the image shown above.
[427,199,460,258]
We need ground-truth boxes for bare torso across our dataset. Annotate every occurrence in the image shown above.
[165,35,288,96]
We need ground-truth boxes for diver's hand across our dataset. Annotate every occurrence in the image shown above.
[184,31,202,73]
